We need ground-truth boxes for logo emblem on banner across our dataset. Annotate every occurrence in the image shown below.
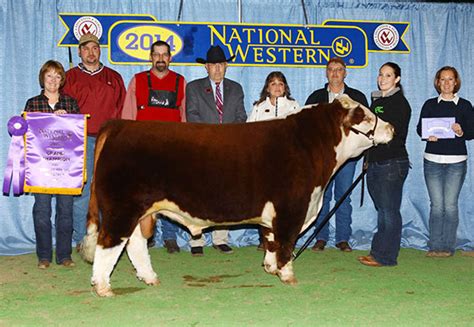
[373,24,399,51]
[73,16,103,40]
[332,37,352,57]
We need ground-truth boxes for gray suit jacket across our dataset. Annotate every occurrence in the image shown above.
[186,77,247,123]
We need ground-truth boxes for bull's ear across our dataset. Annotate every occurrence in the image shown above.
[336,94,359,110]
[344,105,365,128]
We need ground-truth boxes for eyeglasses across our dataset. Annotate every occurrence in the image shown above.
[327,67,345,73]
[151,52,170,58]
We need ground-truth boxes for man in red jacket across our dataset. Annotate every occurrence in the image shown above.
[63,33,126,251]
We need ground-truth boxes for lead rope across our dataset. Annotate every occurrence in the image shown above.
[238,0,243,23]
[68,46,73,69]
[293,152,369,261]
[176,0,184,21]
[360,153,368,207]
[301,0,309,26]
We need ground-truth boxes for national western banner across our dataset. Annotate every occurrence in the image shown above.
[58,13,410,68]
[23,112,88,195]
[107,21,368,67]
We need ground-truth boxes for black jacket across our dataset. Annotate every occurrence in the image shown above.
[305,83,369,108]
[368,88,411,162]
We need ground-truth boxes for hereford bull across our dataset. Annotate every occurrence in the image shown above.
[80,94,393,297]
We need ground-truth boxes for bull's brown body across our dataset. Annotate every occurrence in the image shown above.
[81,95,393,296]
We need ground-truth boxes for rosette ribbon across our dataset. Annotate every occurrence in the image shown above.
[3,116,28,195]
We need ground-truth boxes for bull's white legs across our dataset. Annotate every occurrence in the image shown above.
[278,261,297,285]
[262,231,278,275]
[263,251,278,275]
[91,240,127,297]
[262,230,297,285]
[126,224,159,286]
[80,224,98,263]
[263,250,297,284]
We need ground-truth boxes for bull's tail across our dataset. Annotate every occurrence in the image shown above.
[80,126,110,263]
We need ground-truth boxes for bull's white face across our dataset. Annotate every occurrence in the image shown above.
[336,94,394,160]
[300,95,394,237]
[352,104,393,145]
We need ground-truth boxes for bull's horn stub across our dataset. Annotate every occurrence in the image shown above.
[336,94,357,110]
[341,99,350,109]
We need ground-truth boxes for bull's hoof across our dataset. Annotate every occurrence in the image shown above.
[263,263,278,275]
[262,262,278,275]
[144,278,160,286]
[94,285,115,297]
[137,274,160,286]
[280,276,298,286]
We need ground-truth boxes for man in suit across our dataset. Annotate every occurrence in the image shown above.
[186,45,247,256]
[305,57,369,253]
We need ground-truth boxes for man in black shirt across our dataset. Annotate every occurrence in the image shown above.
[305,57,368,253]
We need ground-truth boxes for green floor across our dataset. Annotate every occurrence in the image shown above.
[1,247,473,326]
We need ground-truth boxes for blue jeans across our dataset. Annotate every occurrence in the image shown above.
[314,159,357,243]
[73,136,95,244]
[160,215,179,241]
[424,159,466,254]
[367,158,409,266]
[33,193,73,264]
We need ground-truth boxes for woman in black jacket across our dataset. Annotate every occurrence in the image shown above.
[358,62,411,267]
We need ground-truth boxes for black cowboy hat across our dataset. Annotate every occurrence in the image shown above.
[196,45,235,64]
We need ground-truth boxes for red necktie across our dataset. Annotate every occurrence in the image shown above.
[215,82,223,123]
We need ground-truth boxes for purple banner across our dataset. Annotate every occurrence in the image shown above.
[24,112,87,195]
[3,116,28,196]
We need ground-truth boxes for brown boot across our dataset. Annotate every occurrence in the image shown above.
[164,239,180,254]
[38,260,50,269]
[311,240,327,252]
[61,259,76,267]
[336,241,352,252]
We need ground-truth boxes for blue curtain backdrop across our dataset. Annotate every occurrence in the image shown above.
[1,0,473,255]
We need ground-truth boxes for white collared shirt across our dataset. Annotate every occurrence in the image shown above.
[437,93,459,105]
[328,86,345,104]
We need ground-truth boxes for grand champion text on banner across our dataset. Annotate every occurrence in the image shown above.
[23,112,88,195]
